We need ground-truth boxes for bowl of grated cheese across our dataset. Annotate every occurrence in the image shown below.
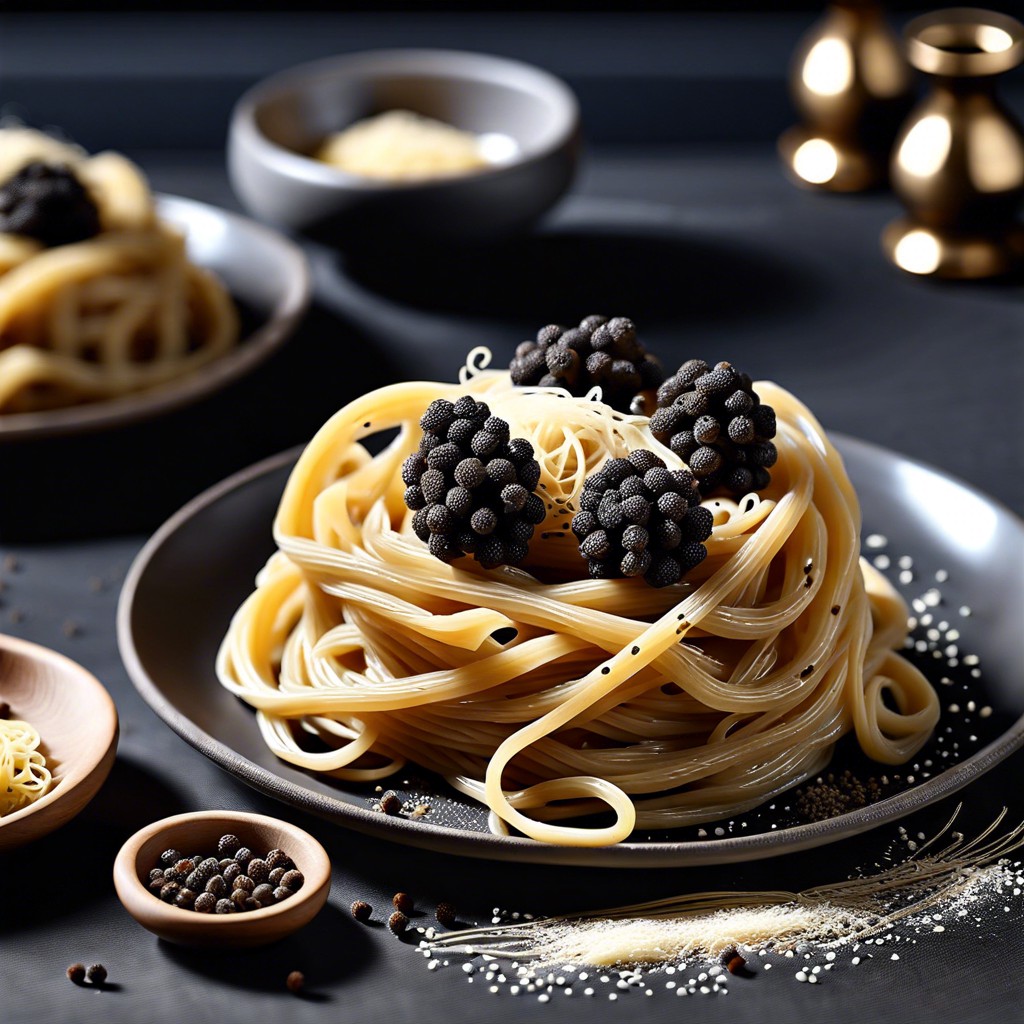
[228,49,580,243]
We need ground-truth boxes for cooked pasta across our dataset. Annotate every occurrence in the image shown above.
[0,127,238,413]
[217,366,940,847]
[0,716,52,816]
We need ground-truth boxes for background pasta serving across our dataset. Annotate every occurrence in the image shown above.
[0,127,238,414]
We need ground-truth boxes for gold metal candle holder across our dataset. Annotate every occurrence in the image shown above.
[883,8,1024,279]
[780,1,914,191]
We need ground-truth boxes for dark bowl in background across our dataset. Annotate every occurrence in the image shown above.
[228,49,581,243]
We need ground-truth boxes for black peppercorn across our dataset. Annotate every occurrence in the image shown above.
[215,898,236,914]
[159,881,181,903]
[280,869,304,892]
[435,902,458,928]
[252,883,275,905]
[193,892,217,914]
[268,867,286,886]
[86,964,107,986]
[159,848,182,868]
[66,963,86,985]
[392,892,414,914]
[217,834,241,856]
[286,970,305,994]
[234,847,254,868]
[223,862,241,885]
[205,875,227,897]
[351,899,372,922]
[233,875,255,895]
[379,790,402,815]
[388,910,409,935]
[266,848,293,872]
[273,886,293,903]
[247,858,269,885]
[174,888,197,910]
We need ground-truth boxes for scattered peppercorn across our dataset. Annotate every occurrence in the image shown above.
[650,359,777,496]
[571,450,712,587]
[388,910,409,935]
[435,902,458,928]
[379,790,402,815]
[351,899,372,922]
[0,701,10,720]
[86,964,107,986]
[0,162,101,247]
[392,892,414,914]
[403,397,546,569]
[66,963,86,985]
[721,948,750,976]
[286,970,305,994]
[509,314,664,413]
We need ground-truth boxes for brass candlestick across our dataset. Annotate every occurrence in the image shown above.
[780,0,914,191]
[883,8,1024,279]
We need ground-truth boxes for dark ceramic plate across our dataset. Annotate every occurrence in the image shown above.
[117,437,1024,867]
[0,195,310,441]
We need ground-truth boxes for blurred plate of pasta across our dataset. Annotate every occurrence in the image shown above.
[117,437,1024,867]
[0,138,309,442]
[0,193,309,441]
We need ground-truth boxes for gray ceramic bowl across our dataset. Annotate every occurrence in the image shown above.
[228,49,580,242]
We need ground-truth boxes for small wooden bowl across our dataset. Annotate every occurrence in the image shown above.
[113,810,331,947]
[0,634,118,851]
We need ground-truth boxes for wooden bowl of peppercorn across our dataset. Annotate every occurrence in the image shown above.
[113,810,331,947]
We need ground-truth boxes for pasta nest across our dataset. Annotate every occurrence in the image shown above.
[218,369,939,847]
[0,128,237,414]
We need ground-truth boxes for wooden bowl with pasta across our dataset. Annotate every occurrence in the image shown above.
[0,634,118,851]
[113,810,331,947]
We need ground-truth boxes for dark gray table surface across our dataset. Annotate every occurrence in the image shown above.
[3,4,1024,1013]
[1,143,1023,1024]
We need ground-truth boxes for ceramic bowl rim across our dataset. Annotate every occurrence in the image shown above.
[230,47,581,194]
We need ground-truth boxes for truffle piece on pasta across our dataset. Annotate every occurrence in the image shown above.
[402,397,546,569]
[509,314,664,413]
[571,450,712,587]
[650,359,777,496]
[0,161,100,247]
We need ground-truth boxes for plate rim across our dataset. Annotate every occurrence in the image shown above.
[0,193,311,442]
[117,436,1024,867]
